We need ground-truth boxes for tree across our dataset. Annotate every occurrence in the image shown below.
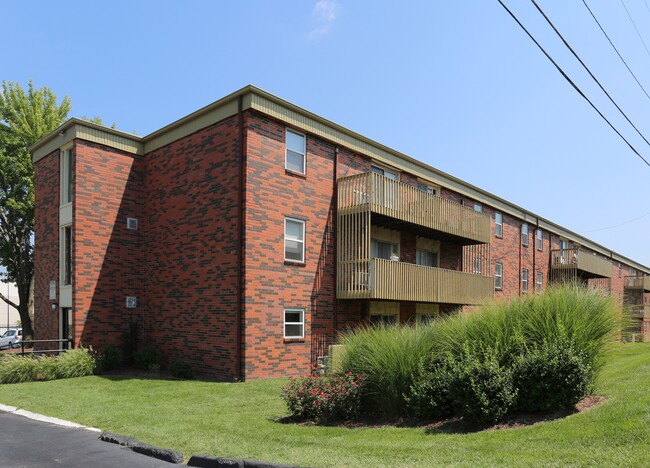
[0,80,71,339]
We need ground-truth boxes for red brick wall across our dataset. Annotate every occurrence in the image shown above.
[74,140,145,350]
[34,150,60,340]
[144,116,241,379]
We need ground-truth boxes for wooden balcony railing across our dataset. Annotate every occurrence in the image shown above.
[337,258,494,305]
[625,276,650,292]
[550,248,612,279]
[629,305,650,318]
[338,173,491,245]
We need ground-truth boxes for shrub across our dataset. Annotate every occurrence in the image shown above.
[0,354,39,384]
[448,345,517,424]
[99,345,122,372]
[37,355,61,381]
[282,372,363,423]
[57,347,96,378]
[338,325,432,418]
[407,355,455,420]
[512,339,591,413]
[170,358,194,379]
[133,345,159,370]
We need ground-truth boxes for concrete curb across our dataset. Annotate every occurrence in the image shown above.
[187,454,304,468]
[100,431,184,464]
[0,403,101,432]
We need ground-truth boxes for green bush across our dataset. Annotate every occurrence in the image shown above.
[57,347,96,378]
[133,345,159,370]
[448,345,517,424]
[512,340,591,413]
[37,355,61,381]
[281,372,363,423]
[99,345,122,371]
[407,355,455,419]
[170,358,194,379]
[338,324,432,418]
[0,354,39,384]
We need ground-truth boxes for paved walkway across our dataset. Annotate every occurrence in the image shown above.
[0,409,178,467]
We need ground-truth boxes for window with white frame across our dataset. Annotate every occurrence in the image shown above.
[474,202,483,213]
[61,147,73,205]
[537,271,543,292]
[473,257,482,275]
[495,262,503,290]
[522,223,529,247]
[371,165,398,180]
[536,229,543,251]
[284,218,305,262]
[522,268,529,293]
[284,309,304,338]
[416,249,438,267]
[495,212,503,237]
[62,225,72,285]
[417,182,438,196]
[285,129,306,174]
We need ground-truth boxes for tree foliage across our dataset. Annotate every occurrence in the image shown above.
[0,80,71,338]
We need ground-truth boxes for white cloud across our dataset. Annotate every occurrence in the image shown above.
[308,0,341,40]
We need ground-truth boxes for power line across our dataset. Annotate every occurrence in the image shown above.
[620,0,650,60]
[582,0,650,102]
[645,0,650,16]
[531,0,650,148]
[497,0,650,167]
[583,211,650,233]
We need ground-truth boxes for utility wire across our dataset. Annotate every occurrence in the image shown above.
[532,0,650,148]
[645,0,650,16]
[582,0,650,102]
[497,0,650,167]
[584,211,650,233]
[620,0,650,59]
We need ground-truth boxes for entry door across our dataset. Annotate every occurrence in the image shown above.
[60,308,72,350]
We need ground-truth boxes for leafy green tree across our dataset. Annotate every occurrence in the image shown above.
[0,80,71,339]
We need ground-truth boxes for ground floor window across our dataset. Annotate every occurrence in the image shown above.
[284,309,304,338]
[416,303,440,325]
[369,301,399,325]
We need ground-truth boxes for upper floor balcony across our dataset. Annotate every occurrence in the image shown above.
[625,276,650,292]
[338,173,491,245]
[337,258,494,305]
[550,248,612,279]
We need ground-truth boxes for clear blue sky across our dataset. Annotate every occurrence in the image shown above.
[6,1,650,267]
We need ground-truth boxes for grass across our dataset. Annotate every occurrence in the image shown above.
[0,343,649,466]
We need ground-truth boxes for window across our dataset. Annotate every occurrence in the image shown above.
[284,309,304,338]
[61,147,73,205]
[284,218,305,263]
[416,249,438,267]
[495,262,503,290]
[371,165,398,180]
[521,223,529,247]
[536,229,543,251]
[370,302,399,325]
[536,271,543,292]
[495,212,503,237]
[62,226,72,285]
[522,269,529,293]
[285,129,306,174]
[416,304,440,325]
[371,239,398,260]
[474,202,483,213]
[473,257,482,275]
[417,182,438,196]
[560,239,568,250]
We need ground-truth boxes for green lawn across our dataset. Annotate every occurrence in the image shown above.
[1,344,649,466]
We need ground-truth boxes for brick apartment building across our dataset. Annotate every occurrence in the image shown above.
[31,85,650,380]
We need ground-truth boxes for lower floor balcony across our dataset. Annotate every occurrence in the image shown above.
[337,258,494,305]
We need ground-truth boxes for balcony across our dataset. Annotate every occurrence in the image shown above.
[338,173,491,245]
[629,305,650,318]
[550,249,612,279]
[337,258,494,305]
[625,276,650,292]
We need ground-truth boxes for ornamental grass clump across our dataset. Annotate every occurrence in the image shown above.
[337,324,433,418]
[281,372,363,423]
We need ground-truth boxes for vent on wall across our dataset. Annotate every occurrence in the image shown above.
[127,218,138,230]
[125,296,137,308]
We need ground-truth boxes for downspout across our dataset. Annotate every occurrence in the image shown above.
[333,147,339,334]
[236,95,246,381]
